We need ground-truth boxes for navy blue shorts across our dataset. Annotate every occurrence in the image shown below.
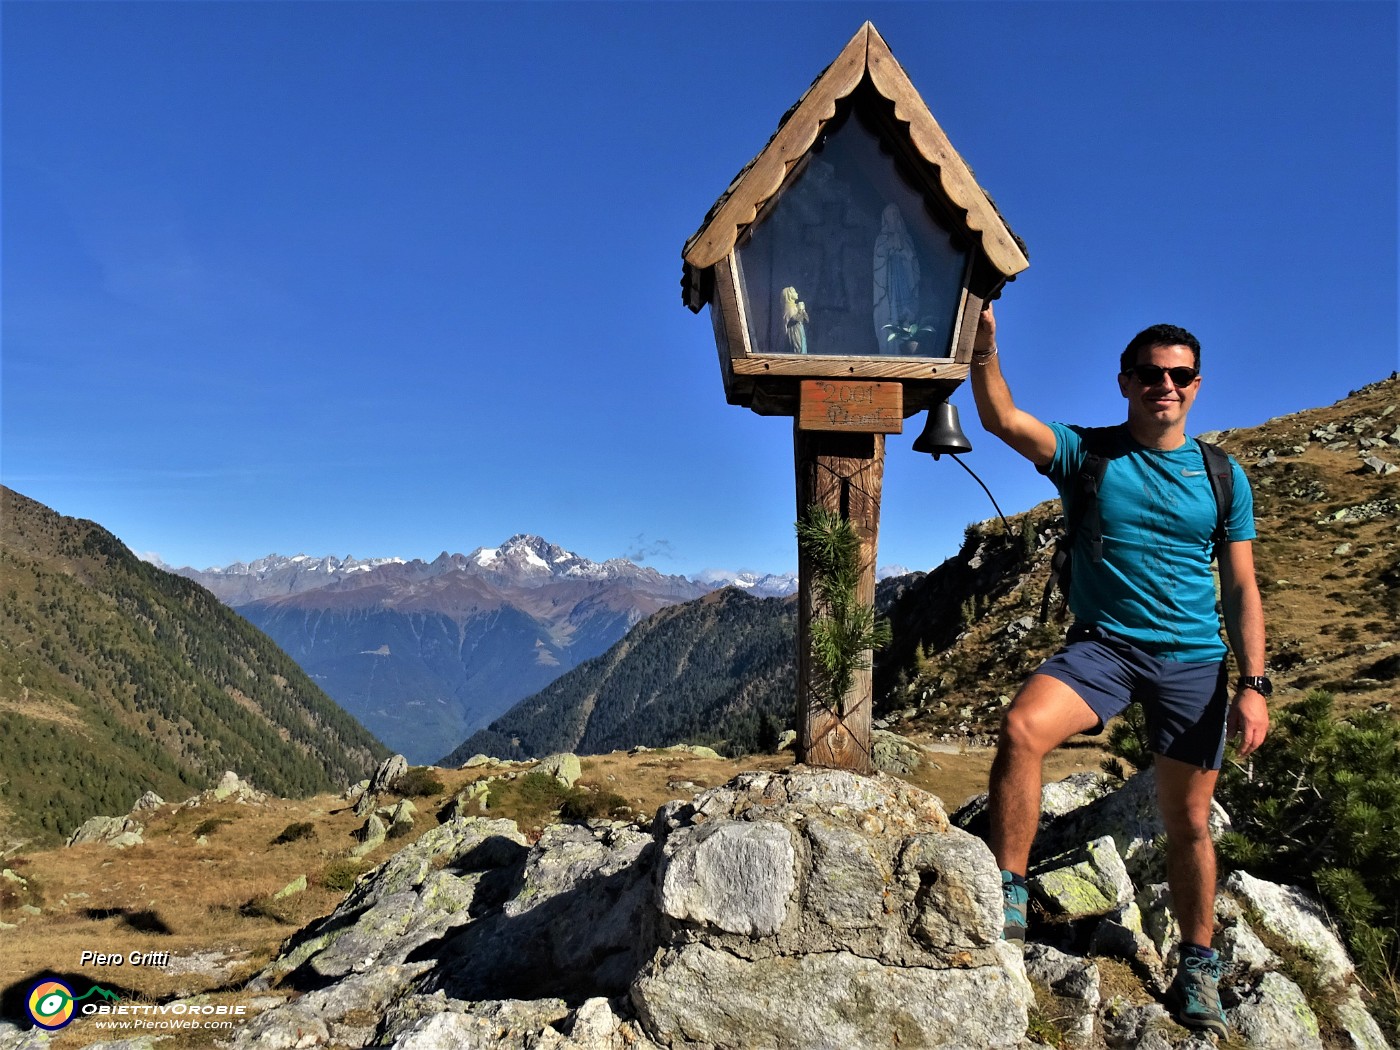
[1034,623,1230,770]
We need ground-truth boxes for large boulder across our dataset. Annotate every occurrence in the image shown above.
[635,769,1030,1048]
[1227,971,1324,1050]
[1223,870,1356,991]
[211,770,265,803]
[130,790,165,812]
[872,729,926,774]
[1030,835,1135,920]
[239,769,1032,1050]
[632,942,1027,1049]
[66,815,144,848]
[536,752,583,788]
[370,754,410,793]
[423,820,660,1003]
[251,816,528,989]
[657,820,795,936]
[956,768,1229,886]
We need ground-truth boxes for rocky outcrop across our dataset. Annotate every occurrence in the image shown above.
[130,790,165,812]
[234,769,1030,1049]
[223,768,1389,1050]
[371,754,411,794]
[65,773,265,847]
[537,752,583,787]
[65,815,143,848]
[954,771,1392,1049]
[177,770,267,809]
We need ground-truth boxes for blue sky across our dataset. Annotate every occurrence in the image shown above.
[4,1,1396,578]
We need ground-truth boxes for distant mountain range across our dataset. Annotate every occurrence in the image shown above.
[169,549,801,604]
[445,571,921,766]
[0,487,388,848]
[170,537,800,763]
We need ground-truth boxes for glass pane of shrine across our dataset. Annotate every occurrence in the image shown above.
[735,106,971,359]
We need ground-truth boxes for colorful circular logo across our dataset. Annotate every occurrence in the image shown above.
[27,979,76,1030]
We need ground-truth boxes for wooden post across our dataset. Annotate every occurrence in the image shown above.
[794,425,884,773]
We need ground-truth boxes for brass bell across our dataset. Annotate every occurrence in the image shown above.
[912,400,973,459]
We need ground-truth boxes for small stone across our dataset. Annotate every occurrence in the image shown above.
[273,875,308,900]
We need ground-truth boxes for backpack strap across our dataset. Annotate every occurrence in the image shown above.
[1072,425,1126,566]
[1196,438,1235,558]
[1039,426,1124,621]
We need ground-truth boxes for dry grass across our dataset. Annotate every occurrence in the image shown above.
[1223,378,1400,720]
[900,736,1108,812]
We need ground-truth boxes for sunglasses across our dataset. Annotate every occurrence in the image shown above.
[1122,364,1199,387]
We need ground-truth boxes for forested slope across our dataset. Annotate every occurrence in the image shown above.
[444,588,796,763]
[0,488,389,846]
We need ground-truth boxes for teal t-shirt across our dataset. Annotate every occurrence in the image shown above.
[1040,423,1256,661]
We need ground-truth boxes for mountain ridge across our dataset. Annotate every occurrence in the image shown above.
[168,535,803,603]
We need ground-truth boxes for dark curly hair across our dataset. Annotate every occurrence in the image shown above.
[1120,324,1201,373]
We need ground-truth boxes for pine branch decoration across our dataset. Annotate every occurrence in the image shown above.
[796,504,891,715]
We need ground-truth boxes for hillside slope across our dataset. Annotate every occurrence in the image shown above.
[0,488,389,847]
[444,588,797,763]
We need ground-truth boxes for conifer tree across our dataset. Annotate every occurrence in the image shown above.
[796,505,891,715]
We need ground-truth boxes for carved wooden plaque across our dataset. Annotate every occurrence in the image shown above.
[798,380,903,433]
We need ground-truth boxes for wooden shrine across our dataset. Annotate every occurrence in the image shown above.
[682,22,1027,771]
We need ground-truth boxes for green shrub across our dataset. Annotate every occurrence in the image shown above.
[796,504,891,715]
[317,858,368,892]
[1018,516,1039,566]
[1214,690,1399,1039]
[513,771,571,806]
[485,771,628,827]
[1103,703,1152,772]
[271,821,316,846]
[394,767,445,798]
[559,789,630,822]
[756,712,781,754]
[193,817,233,838]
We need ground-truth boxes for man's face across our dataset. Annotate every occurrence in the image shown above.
[1118,343,1201,429]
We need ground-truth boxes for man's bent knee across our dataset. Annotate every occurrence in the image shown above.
[999,674,1100,757]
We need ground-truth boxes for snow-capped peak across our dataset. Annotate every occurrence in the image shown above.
[693,568,799,598]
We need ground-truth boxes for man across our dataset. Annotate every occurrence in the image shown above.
[968,303,1269,1038]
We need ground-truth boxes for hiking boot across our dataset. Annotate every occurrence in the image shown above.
[1001,870,1028,943]
[1166,951,1228,1038]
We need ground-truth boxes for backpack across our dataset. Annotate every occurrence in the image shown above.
[1039,426,1235,622]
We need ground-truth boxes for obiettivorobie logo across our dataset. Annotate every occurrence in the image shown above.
[26,979,120,1030]
[25,975,250,1033]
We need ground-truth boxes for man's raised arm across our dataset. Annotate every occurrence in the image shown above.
[968,304,1057,468]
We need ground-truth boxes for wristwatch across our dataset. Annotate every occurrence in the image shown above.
[1236,675,1273,698]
